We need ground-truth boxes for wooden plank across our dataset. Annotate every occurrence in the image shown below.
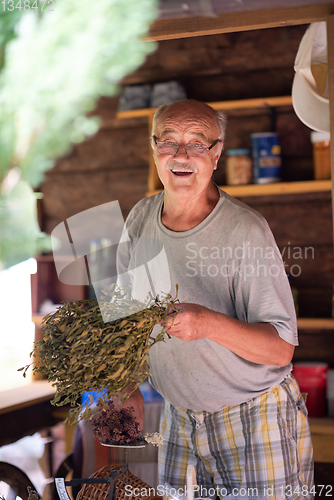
[220,180,332,196]
[146,3,334,41]
[311,433,334,462]
[52,408,75,454]
[147,180,332,197]
[309,417,334,433]
[328,16,334,244]
[297,318,334,330]
[0,381,56,415]
[210,96,292,110]
[248,195,333,246]
[295,329,334,364]
[147,112,163,193]
[116,108,155,120]
[122,26,307,88]
[307,420,334,463]
[116,96,293,120]
[312,435,334,462]
[272,245,334,290]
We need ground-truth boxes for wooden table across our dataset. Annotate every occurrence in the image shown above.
[0,381,65,448]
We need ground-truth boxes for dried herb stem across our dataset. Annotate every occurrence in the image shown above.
[19,286,178,423]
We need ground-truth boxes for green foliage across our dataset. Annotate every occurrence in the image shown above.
[20,287,178,423]
[0,179,50,270]
[0,0,158,187]
[0,2,46,70]
[0,0,158,269]
[0,10,24,70]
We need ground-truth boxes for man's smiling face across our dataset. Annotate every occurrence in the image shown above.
[152,101,223,197]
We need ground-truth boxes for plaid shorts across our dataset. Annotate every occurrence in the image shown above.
[158,375,314,500]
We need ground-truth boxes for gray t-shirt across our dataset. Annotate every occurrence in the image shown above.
[118,188,298,412]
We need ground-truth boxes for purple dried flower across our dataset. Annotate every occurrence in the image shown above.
[92,400,141,444]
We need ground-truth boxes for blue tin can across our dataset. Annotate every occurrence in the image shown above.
[251,132,281,184]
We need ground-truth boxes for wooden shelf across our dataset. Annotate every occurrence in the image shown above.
[219,180,332,197]
[297,318,334,330]
[116,96,292,120]
[309,417,334,463]
[206,96,292,111]
[147,180,332,198]
[309,417,334,433]
[116,97,332,197]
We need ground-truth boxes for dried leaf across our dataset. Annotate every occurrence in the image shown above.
[19,285,178,424]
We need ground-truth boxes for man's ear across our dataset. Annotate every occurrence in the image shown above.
[213,142,223,167]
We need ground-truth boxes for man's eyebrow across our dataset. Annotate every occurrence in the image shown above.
[159,129,208,141]
[159,129,176,138]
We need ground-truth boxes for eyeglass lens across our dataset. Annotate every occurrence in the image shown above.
[156,142,209,157]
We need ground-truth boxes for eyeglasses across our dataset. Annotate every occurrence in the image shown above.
[153,136,221,158]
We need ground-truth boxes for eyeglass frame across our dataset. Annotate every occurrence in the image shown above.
[152,135,222,157]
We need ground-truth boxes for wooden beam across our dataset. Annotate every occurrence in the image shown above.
[116,96,293,121]
[220,180,332,197]
[146,180,332,198]
[149,180,333,197]
[208,96,292,111]
[297,318,334,330]
[146,3,334,41]
[147,112,163,193]
[309,418,334,463]
[328,16,334,246]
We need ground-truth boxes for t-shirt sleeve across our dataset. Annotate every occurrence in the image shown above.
[231,216,298,346]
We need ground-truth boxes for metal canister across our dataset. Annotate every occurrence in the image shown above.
[251,132,281,184]
[226,149,252,185]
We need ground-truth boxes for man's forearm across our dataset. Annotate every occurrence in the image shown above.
[166,303,295,367]
[206,311,294,366]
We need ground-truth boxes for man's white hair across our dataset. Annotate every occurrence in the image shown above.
[151,100,227,143]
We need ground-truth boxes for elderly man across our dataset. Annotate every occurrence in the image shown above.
[118,100,314,499]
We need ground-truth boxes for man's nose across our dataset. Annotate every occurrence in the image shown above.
[175,144,189,157]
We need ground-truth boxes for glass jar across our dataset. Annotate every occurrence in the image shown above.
[310,131,331,180]
[226,149,252,185]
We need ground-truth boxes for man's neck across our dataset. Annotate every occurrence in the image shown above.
[161,182,219,232]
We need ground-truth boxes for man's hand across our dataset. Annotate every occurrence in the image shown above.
[164,303,212,341]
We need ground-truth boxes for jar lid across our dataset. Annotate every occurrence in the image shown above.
[310,131,331,143]
[226,149,250,155]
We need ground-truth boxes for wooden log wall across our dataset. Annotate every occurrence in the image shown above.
[40,25,312,231]
[39,24,334,363]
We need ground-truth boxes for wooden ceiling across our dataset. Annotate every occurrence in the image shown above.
[147,1,334,40]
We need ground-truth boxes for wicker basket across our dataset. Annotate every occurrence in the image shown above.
[76,465,162,500]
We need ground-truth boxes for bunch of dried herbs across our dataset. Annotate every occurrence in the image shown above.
[20,286,178,423]
[92,400,142,444]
